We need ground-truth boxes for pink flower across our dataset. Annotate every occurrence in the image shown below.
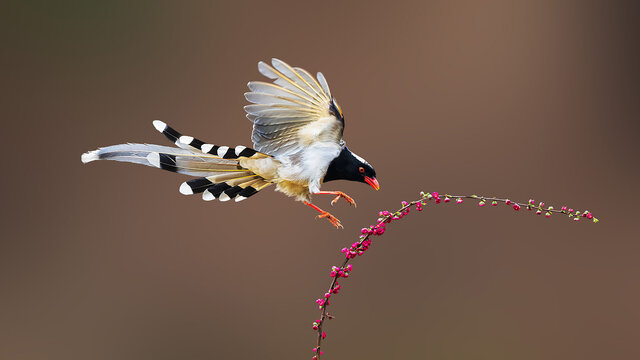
[505,199,511,205]
[561,206,567,211]
[478,201,486,207]
[433,192,439,197]
[513,204,521,211]
[444,197,451,203]
[456,198,463,204]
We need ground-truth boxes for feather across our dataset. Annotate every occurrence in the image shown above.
[294,67,328,100]
[81,143,243,177]
[247,81,318,105]
[246,59,342,157]
[244,104,319,117]
[152,120,208,153]
[316,72,332,98]
[271,58,325,103]
[245,92,310,107]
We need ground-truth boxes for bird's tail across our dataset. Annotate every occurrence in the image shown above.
[81,120,273,202]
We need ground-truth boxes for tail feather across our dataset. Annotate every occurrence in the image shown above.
[153,120,208,152]
[81,143,241,177]
[152,120,263,159]
[179,172,258,195]
[203,178,272,202]
[81,121,275,202]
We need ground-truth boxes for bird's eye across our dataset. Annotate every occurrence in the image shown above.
[358,167,365,173]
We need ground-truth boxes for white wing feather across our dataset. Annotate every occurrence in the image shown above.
[245,59,342,157]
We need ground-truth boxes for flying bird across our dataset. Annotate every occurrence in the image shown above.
[81,59,379,228]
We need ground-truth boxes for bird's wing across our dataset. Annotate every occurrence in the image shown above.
[244,58,345,157]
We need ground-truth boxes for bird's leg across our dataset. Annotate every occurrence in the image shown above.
[304,201,343,229]
[315,191,357,207]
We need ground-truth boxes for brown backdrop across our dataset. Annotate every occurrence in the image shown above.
[2,1,639,359]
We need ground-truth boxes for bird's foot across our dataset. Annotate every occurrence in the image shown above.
[325,192,357,207]
[317,211,343,229]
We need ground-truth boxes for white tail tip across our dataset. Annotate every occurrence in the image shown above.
[81,150,99,163]
[152,120,167,132]
[218,192,231,202]
[179,182,193,195]
[146,152,161,168]
[202,190,215,201]
[179,136,194,145]
[235,196,246,202]
[201,144,214,153]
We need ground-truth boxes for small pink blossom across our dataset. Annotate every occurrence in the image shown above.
[505,199,511,205]
[456,198,463,204]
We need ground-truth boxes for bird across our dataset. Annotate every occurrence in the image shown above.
[81,58,379,228]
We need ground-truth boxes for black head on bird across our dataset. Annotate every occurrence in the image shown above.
[323,147,379,190]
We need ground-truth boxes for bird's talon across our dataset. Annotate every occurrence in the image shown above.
[326,192,356,207]
[317,211,343,229]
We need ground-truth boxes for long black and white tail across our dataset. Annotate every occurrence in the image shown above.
[81,120,273,202]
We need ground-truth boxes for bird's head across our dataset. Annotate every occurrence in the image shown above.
[323,147,380,191]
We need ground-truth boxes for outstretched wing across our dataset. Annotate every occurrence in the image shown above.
[244,58,345,157]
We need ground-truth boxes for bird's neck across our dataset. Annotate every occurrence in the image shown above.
[323,147,353,182]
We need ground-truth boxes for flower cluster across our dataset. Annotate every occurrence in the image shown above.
[310,191,598,359]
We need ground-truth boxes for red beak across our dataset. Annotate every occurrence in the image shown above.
[364,176,380,191]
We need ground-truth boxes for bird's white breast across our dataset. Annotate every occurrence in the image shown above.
[277,142,342,193]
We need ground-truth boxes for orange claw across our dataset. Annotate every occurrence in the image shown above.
[317,211,344,229]
[316,191,357,207]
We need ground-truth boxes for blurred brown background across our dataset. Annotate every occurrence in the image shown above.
[1,1,639,359]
